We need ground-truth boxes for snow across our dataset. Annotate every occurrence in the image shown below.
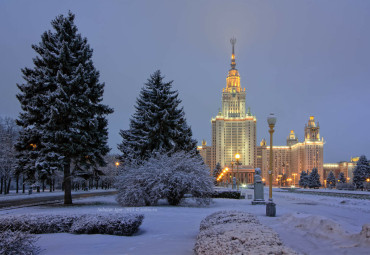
[194,211,297,254]
[1,188,369,255]
[0,189,115,202]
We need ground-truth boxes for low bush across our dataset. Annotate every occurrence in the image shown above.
[336,183,355,190]
[116,151,213,207]
[0,213,144,236]
[0,230,40,255]
[70,214,144,236]
[212,191,241,199]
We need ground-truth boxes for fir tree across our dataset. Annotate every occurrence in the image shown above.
[326,171,336,188]
[338,172,346,184]
[353,155,370,190]
[308,168,321,189]
[298,170,309,188]
[118,70,197,164]
[213,163,222,185]
[15,12,113,204]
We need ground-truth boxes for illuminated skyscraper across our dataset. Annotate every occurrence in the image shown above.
[199,39,256,183]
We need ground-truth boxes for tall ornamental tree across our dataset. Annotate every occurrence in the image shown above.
[308,168,321,189]
[118,70,197,164]
[326,171,336,188]
[298,170,309,188]
[338,172,346,184]
[353,155,370,190]
[16,12,113,204]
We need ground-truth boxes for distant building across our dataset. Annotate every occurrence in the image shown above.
[198,38,256,184]
[257,117,324,185]
[198,39,325,185]
[323,157,358,182]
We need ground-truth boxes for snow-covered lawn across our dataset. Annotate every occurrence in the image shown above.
[0,189,115,202]
[1,188,369,255]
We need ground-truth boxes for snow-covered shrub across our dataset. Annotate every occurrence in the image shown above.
[70,213,144,236]
[116,151,213,206]
[194,211,298,255]
[0,213,144,236]
[0,230,40,255]
[0,214,74,234]
[212,191,241,199]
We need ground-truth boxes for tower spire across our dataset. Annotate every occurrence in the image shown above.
[230,37,236,69]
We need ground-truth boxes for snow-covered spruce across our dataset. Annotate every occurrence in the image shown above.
[0,213,143,236]
[308,168,321,189]
[115,151,213,206]
[15,11,113,204]
[194,211,298,255]
[326,171,336,188]
[118,70,197,165]
[353,155,370,189]
[0,230,40,255]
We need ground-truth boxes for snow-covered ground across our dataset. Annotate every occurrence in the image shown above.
[1,188,369,255]
[0,189,115,202]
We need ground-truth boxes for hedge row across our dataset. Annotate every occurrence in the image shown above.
[212,191,241,199]
[0,213,144,236]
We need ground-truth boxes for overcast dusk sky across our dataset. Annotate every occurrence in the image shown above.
[0,0,369,163]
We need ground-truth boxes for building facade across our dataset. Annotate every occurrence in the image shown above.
[323,157,359,183]
[257,117,324,185]
[198,39,325,185]
[198,39,256,184]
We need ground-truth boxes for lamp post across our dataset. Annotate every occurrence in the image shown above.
[235,153,241,191]
[266,113,276,217]
[231,161,234,189]
[278,174,282,188]
[292,173,297,187]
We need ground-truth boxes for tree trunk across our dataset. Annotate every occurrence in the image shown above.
[0,176,3,194]
[49,178,52,192]
[16,175,19,193]
[64,158,72,204]
[7,177,11,194]
[22,175,25,193]
[42,179,45,192]
[3,177,7,195]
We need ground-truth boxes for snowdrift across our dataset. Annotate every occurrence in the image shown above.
[194,210,298,255]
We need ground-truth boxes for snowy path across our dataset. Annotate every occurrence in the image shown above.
[2,189,369,255]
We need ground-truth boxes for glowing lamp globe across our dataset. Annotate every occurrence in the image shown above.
[267,113,277,126]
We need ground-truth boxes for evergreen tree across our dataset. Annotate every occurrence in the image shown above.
[326,171,336,188]
[118,70,197,164]
[299,170,309,188]
[353,155,370,190]
[213,163,222,185]
[338,172,346,184]
[15,12,113,204]
[308,168,321,189]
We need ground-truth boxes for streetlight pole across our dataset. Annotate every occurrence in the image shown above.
[231,161,234,189]
[235,153,240,191]
[292,173,297,187]
[266,113,276,217]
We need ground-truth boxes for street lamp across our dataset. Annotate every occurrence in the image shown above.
[278,174,283,188]
[115,162,120,167]
[231,161,234,189]
[266,113,276,217]
[292,173,297,187]
[235,153,241,191]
